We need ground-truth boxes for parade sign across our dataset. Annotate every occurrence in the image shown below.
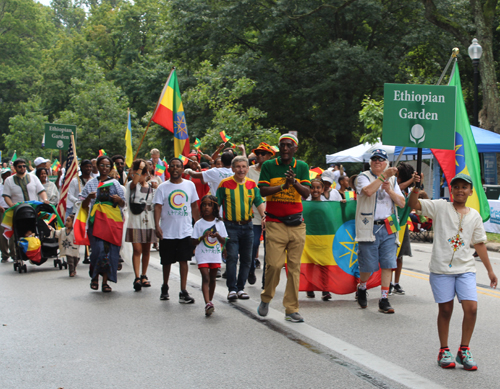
[44,123,76,151]
[382,84,456,150]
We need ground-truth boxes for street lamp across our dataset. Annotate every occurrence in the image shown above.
[468,38,482,126]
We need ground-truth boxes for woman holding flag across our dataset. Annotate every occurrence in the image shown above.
[80,155,126,293]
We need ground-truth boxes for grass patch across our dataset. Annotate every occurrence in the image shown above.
[487,232,500,244]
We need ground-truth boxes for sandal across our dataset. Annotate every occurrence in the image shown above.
[133,277,142,292]
[90,279,98,290]
[140,275,151,287]
[102,283,112,293]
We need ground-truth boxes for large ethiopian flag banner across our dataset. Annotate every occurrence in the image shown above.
[299,201,381,294]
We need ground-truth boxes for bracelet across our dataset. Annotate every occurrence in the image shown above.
[378,177,384,182]
[280,184,284,191]
[380,174,386,180]
[413,187,420,194]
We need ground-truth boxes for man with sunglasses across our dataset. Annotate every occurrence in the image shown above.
[246,143,275,286]
[112,155,127,185]
[355,149,405,314]
[3,159,48,207]
[257,134,311,323]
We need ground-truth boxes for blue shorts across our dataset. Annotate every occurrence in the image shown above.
[357,224,397,273]
[429,272,477,303]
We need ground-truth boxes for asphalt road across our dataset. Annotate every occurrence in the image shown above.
[1,241,500,389]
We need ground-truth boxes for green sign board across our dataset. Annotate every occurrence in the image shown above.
[44,123,76,151]
[382,84,456,150]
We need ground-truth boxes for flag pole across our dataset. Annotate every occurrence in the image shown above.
[134,67,176,160]
[71,133,81,193]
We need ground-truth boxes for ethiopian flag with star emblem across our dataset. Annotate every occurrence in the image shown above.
[151,68,190,157]
[299,201,381,294]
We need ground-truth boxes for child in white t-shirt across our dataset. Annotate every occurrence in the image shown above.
[192,195,227,316]
[410,173,497,371]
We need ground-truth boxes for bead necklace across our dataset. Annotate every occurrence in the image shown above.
[447,205,468,268]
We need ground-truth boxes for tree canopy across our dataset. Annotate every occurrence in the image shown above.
[1,0,499,168]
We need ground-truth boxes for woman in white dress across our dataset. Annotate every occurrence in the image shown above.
[125,159,158,291]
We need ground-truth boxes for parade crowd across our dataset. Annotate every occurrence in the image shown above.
[1,133,497,371]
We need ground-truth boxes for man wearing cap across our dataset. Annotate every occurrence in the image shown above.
[30,157,50,175]
[355,149,405,314]
[257,134,311,323]
[246,143,275,285]
[0,168,14,262]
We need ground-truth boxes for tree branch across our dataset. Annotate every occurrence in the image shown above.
[287,0,358,20]
[421,0,469,47]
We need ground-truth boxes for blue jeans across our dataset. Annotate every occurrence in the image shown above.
[224,221,254,292]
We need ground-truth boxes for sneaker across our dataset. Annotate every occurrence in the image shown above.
[285,312,304,323]
[322,292,332,301]
[437,349,456,369]
[378,298,395,314]
[393,284,405,295]
[216,268,222,278]
[227,291,238,301]
[82,258,90,264]
[357,286,368,309]
[456,347,478,371]
[388,283,394,296]
[247,272,257,285]
[160,284,169,301]
[255,259,261,269]
[179,290,195,304]
[257,301,269,317]
[306,291,316,298]
[205,302,215,316]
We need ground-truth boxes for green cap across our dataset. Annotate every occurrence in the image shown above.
[450,173,473,189]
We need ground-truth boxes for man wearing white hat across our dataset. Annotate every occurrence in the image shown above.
[30,157,50,175]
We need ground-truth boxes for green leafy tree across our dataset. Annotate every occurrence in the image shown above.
[4,97,50,161]
[359,96,384,144]
[55,59,133,159]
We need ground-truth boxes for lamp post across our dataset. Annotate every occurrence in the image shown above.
[468,38,483,127]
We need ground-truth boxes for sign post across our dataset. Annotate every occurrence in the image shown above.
[382,84,456,183]
[44,123,76,151]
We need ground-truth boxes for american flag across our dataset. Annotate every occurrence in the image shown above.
[56,135,79,220]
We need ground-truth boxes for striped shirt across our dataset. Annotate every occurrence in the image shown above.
[258,157,311,222]
[216,177,263,222]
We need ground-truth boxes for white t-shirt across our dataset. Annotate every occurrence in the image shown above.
[202,167,234,195]
[3,174,45,204]
[192,218,227,264]
[356,174,403,221]
[419,199,486,274]
[321,189,343,202]
[154,179,199,239]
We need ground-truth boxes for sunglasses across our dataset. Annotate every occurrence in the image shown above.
[255,151,269,156]
[370,157,386,162]
[99,164,111,168]
[16,165,27,168]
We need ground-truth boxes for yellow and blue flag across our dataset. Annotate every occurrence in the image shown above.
[125,109,133,167]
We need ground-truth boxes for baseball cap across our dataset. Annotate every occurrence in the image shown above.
[321,170,335,184]
[34,157,49,166]
[450,173,473,189]
[370,149,388,160]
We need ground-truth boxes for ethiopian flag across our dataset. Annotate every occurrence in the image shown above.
[155,163,166,176]
[450,63,489,221]
[220,130,231,143]
[89,202,124,246]
[193,138,201,149]
[151,68,190,157]
[74,204,90,245]
[300,201,381,294]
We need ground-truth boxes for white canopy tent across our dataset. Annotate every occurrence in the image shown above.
[325,140,433,164]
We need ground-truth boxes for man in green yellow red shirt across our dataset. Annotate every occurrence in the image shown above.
[217,156,266,301]
[257,133,311,323]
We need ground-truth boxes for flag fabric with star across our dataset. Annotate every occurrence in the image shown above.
[51,159,61,173]
[151,68,190,157]
[56,136,79,220]
[431,62,489,222]
[299,201,381,294]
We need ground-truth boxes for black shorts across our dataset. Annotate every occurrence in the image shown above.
[159,237,193,264]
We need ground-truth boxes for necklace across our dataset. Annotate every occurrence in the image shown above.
[447,205,467,267]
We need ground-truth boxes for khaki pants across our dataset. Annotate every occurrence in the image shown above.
[261,221,306,314]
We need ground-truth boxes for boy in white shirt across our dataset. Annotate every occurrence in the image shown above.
[410,173,497,371]
[154,158,200,303]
